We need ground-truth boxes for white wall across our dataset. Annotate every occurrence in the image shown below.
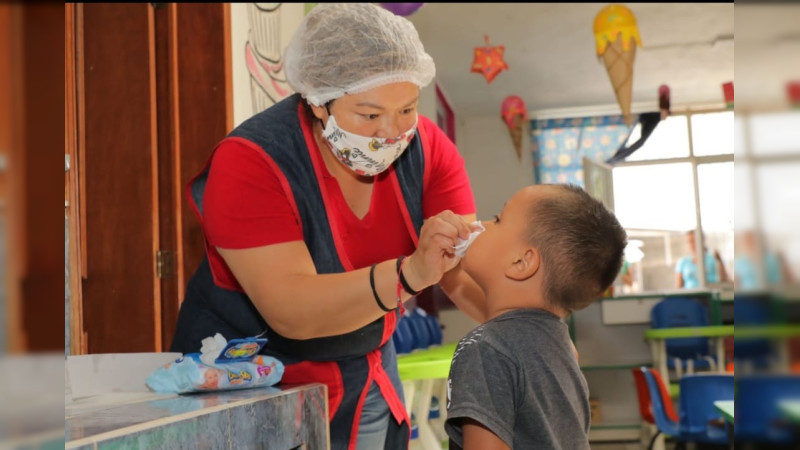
[456,115,535,219]
[417,82,436,124]
[230,3,305,128]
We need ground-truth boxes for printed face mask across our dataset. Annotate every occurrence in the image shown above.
[321,115,417,176]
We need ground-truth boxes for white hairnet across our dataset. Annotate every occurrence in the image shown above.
[284,3,436,106]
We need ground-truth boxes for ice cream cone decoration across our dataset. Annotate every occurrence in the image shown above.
[501,95,527,160]
[594,4,642,126]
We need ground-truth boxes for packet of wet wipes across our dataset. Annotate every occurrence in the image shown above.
[453,221,486,257]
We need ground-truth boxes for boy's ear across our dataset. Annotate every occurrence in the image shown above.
[505,248,540,281]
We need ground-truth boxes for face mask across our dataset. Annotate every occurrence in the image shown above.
[321,115,417,176]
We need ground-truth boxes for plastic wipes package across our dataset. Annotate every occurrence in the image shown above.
[145,334,285,394]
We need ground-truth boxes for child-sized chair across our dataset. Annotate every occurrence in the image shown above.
[736,374,800,445]
[678,373,734,444]
[651,297,717,379]
[643,369,733,448]
[632,367,678,450]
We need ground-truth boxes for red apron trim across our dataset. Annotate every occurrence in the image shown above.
[282,360,344,420]
[389,169,420,247]
[185,136,306,291]
[417,120,433,197]
[380,309,397,347]
[297,102,357,272]
[367,350,410,426]
[348,371,375,450]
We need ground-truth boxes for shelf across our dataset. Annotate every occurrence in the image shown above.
[644,325,734,339]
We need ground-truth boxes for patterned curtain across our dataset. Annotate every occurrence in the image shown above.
[531,115,636,186]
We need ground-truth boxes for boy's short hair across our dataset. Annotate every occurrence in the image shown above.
[525,184,627,313]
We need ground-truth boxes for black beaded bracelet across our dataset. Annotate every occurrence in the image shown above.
[370,263,394,312]
[396,255,421,296]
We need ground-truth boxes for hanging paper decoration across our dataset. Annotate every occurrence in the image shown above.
[501,95,528,160]
[788,81,800,109]
[658,84,671,120]
[593,4,643,126]
[379,3,424,17]
[471,35,508,84]
[722,81,734,108]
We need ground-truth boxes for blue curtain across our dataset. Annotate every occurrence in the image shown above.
[531,115,635,186]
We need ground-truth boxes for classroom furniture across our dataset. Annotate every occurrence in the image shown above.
[643,369,733,448]
[678,374,733,444]
[734,296,775,369]
[644,325,733,387]
[632,367,677,450]
[650,297,717,379]
[65,383,329,449]
[397,343,457,450]
[714,401,734,424]
[735,374,800,445]
[570,291,717,442]
[714,400,735,450]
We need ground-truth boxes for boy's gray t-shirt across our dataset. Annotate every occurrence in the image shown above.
[445,308,590,449]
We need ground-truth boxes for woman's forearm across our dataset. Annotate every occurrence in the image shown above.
[220,243,421,340]
[252,259,415,339]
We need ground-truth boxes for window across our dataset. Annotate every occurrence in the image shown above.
[609,110,734,292]
[692,112,734,156]
[735,109,800,290]
[625,115,690,161]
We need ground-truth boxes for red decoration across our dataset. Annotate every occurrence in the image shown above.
[787,81,800,108]
[722,81,734,109]
[471,35,508,84]
[658,84,670,120]
[501,95,527,160]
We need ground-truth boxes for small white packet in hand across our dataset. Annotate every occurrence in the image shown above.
[453,221,486,257]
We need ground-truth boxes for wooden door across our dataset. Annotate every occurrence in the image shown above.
[79,3,161,353]
[68,3,229,354]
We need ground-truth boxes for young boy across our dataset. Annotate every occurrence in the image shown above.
[444,183,627,449]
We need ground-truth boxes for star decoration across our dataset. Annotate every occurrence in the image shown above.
[471,35,508,84]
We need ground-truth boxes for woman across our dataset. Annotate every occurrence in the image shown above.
[675,230,728,289]
[170,4,481,449]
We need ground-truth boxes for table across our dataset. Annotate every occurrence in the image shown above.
[779,400,800,423]
[65,383,329,449]
[714,400,735,450]
[397,343,457,450]
[714,400,735,423]
[644,325,734,386]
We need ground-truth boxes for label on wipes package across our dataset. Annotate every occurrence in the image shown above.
[215,338,268,364]
[453,221,486,257]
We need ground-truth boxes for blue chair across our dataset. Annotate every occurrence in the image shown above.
[413,308,443,346]
[678,374,734,444]
[643,367,684,447]
[651,297,716,377]
[643,369,733,448]
[733,296,774,370]
[735,374,800,445]
[405,308,432,350]
[392,315,414,354]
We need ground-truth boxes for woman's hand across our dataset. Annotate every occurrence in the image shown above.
[403,210,476,291]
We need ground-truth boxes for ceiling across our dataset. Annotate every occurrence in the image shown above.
[407,3,736,118]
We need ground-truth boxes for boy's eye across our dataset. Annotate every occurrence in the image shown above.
[401,107,415,114]
[362,114,380,120]
[493,214,500,223]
